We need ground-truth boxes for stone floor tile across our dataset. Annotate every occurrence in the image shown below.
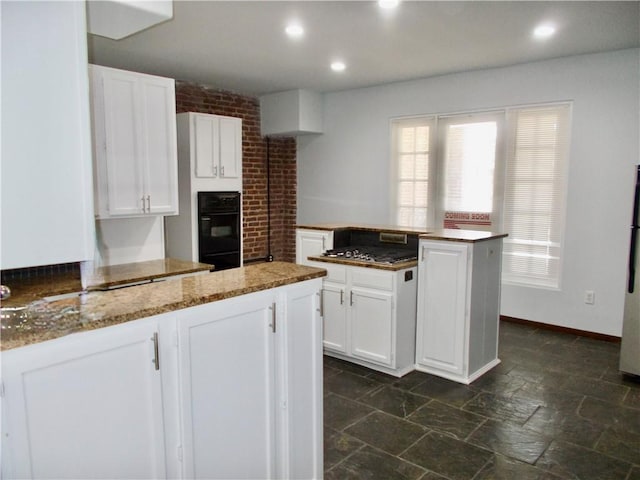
[345,411,427,455]
[325,445,426,480]
[523,406,604,448]
[560,375,629,404]
[324,429,364,470]
[467,419,551,465]
[594,425,640,465]
[622,386,640,409]
[579,396,640,435]
[628,466,640,480]
[324,370,381,400]
[473,454,565,480]
[470,370,527,397]
[514,382,584,413]
[536,440,632,480]
[401,431,493,480]
[463,391,540,424]
[359,385,430,418]
[392,370,431,391]
[324,356,378,378]
[407,400,486,440]
[410,375,479,407]
[324,393,374,431]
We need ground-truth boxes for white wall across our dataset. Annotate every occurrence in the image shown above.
[95,217,166,266]
[297,49,639,336]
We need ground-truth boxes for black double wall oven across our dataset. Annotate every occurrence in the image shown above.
[198,191,241,271]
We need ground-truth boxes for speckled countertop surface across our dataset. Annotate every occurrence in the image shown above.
[296,223,432,235]
[1,258,213,308]
[306,255,417,271]
[1,262,326,351]
[420,229,508,242]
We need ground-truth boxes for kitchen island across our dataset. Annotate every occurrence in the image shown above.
[296,223,507,384]
[1,261,326,479]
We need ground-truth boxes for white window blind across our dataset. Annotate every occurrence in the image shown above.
[392,118,434,228]
[438,113,503,230]
[502,104,570,288]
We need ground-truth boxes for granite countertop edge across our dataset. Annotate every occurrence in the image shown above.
[306,255,418,271]
[1,262,327,352]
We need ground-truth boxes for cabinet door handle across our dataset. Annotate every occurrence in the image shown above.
[146,195,151,212]
[350,291,354,306]
[421,246,426,261]
[318,290,324,316]
[340,289,344,305]
[270,302,277,333]
[322,238,325,251]
[213,165,218,177]
[151,332,160,371]
[141,196,146,213]
[221,165,225,177]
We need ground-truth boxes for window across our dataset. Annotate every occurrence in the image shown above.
[502,105,570,288]
[391,117,435,228]
[438,113,503,230]
[391,103,571,288]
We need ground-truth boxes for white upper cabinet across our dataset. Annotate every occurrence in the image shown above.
[181,112,242,192]
[90,64,179,219]
[1,1,95,269]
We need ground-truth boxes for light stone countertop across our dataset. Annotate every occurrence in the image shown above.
[420,229,508,242]
[1,258,213,308]
[306,255,417,271]
[1,262,326,351]
[296,223,432,235]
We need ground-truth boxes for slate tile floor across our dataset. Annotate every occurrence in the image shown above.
[323,320,640,480]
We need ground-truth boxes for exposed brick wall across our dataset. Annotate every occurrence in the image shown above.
[175,81,297,263]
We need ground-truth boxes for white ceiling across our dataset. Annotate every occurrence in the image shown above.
[88,1,640,96]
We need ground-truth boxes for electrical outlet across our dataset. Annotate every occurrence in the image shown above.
[584,290,595,305]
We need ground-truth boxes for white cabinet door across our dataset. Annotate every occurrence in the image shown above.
[296,229,333,265]
[141,76,179,214]
[193,113,242,182]
[1,319,168,479]
[350,287,394,367]
[219,116,242,179]
[101,67,145,216]
[91,65,178,219]
[194,113,217,178]
[278,280,323,479]
[177,292,277,480]
[416,241,468,377]
[322,282,348,353]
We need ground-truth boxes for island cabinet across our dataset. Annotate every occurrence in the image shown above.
[89,64,179,219]
[1,279,323,480]
[295,228,334,265]
[321,263,417,377]
[416,236,503,384]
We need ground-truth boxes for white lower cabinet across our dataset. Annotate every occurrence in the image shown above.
[1,279,323,480]
[1,316,170,479]
[321,263,417,377]
[177,290,278,479]
[295,229,334,266]
[416,238,502,384]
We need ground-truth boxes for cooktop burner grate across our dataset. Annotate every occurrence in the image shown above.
[322,246,417,264]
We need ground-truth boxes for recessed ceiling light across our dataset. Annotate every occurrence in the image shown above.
[378,0,400,9]
[533,23,556,40]
[330,61,346,72]
[285,23,304,38]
